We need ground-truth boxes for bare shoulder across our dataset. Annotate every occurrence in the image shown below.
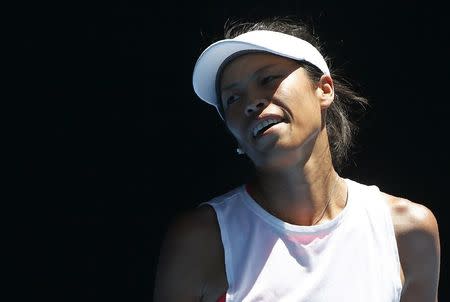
[382,192,441,301]
[153,205,225,302]
[384,193,439,238]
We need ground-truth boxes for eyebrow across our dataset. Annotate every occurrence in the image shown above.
[221,63,277,92]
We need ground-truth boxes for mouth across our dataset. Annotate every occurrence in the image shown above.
[252,117,284,138]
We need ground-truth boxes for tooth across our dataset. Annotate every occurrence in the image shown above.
[253,118,282,137]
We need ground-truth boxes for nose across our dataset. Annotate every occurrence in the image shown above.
[245,98,269,116]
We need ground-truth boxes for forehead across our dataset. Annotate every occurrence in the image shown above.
[219,52,299,88]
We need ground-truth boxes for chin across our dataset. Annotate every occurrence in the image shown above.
[252,149,307,172]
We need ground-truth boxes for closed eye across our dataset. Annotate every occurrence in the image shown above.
[225,95,240,106]
[261,75,282,86]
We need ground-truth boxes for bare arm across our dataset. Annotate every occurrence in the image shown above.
[388,195,441,302]
[153,205,225,302]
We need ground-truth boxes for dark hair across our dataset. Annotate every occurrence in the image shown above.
[221,16,369,171]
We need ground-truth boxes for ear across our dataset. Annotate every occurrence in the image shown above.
[316,74,334,109]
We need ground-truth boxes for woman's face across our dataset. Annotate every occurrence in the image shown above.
[219,52,333,170]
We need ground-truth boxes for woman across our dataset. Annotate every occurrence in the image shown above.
[154,17,440,301]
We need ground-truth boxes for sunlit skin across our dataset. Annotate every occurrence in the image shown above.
[220,54,326,170]
[219,53,345,226]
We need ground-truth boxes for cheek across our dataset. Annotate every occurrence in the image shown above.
[226,123,240,139]
[225,113,245,140]
[277,86,322,133]
[276,70,314,101]
[275,84,309,113]
[279,79,319,110]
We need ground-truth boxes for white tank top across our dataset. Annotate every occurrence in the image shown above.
[203,178,403,301]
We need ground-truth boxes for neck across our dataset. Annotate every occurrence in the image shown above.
[248,137,347,226]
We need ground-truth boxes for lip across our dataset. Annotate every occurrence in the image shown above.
[249,114,285,139]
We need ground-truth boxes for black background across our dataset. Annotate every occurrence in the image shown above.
[15,0,448,301]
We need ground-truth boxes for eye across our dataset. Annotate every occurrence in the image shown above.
[225,95,240,106]
[261,75,281,86]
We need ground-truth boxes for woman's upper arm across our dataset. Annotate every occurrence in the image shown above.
[390,197,441,302]
[153,206,219,302]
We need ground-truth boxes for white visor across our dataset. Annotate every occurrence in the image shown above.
[192,30,330,115]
